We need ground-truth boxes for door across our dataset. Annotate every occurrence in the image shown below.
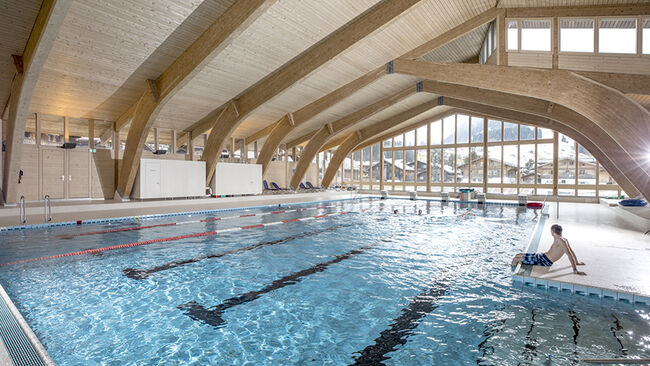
[144,161,162,198]
[42,149,65,199]
[68,150,90,198]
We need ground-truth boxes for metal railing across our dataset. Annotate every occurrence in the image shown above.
[556,195,560,219]
[19,196,26,224]
[43,195,52,222]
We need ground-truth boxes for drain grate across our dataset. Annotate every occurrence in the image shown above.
[0,295,45,366]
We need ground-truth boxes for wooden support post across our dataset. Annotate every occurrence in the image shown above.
[497,10,507,66]
[154,128,159,151]
[188,131,194,161]
[483,117,488,194]
[552,17,559,69]
[63,116,69,143]
[171,130,177,154]
[35,113,41,146]
[553,131,559,196]
[89,119,95,150]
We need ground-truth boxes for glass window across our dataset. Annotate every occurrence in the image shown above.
[443,115,455,144]
[641,18,650,55]
[519,144,535,184]
[68,118,89,148]
[577,144,596,185]
[503,122,518,141]
[537,127,553,140]
[24,114,36,144]
[93,120,112,149]
[488,119,501,142]
[362,147,371,181]
[521,19,551,51]
[471,116,483,143]
[430,120,442,145]
[598,163,616,186]
[394,150,403,182]
[416,125,427,146]
[471,146,484,183]
[503,145,518,184]
[394,134,403,147]
[558,134,576,185]
[372,144,381,182]
[443,148,455,183]
[343,155,351,181]
[536,143,553,185]
[508,20,518,50]
[599,18,637,54]
[158,130,172,152]
[456,147,469,183]
[520,125,535,140]
[405,150,415,183]
[487,146,502,183]
[145,130,156,152]
[430,148,441,183]
[383,138,392,148]
[492,21,497,51]
[404,130,415,147]
[456,114,469,143]
[416,150,427,183]
[560,19,594,52]
[383,151,393,182]
[353,151,361,181]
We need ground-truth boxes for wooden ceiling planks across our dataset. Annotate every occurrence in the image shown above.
[0,0,42,113]
[499,0,650,8]
[419,23,489,63]
[28,0,235,120]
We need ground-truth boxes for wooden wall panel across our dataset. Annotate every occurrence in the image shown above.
[68,150,89,198]
[16,144,39,201]
[558,54,650,75]
[41,148,65,199]
[91,150,115,199]
[507,52,553,68]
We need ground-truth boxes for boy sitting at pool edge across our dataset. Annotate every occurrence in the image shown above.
[511,224,586,275]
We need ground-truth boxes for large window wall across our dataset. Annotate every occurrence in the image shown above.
[338,111,623,198]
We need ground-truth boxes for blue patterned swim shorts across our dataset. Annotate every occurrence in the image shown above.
[521,253,553,266]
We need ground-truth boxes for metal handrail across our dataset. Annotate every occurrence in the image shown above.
[44,195,52,222]
[19,196,26,224]
[556,195,560,219]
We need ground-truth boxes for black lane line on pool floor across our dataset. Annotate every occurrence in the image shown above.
[123,223,351,280]
[476,315,507,365]
[349,273,458,366]
[569,310,581,366]
[178,239,388,328]
[517,308,538,366]
[611,314,628,356]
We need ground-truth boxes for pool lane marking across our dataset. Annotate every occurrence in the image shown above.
[123,223,352,280]
[350,274,456,365]
[56,203,347,239]
[476,316,508,364]
[0,210,357,267]
[177,239,387,328]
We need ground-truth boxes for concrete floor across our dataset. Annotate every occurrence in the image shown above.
[516,200,650,302]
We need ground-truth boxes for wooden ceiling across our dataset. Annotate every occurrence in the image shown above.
[3,0,648,147]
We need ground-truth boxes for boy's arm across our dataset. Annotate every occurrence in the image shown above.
[562,239,586,275]
[564,239,585,266]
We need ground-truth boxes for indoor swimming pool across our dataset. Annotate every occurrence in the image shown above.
[0,198,648,365]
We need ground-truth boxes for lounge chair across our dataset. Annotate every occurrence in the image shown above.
[263,180,277,191]
[299,182,308,190]
[306,181,318,190]
[271,182,288,191]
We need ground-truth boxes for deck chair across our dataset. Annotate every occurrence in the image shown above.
[271,182,287,190]
[306,181,316,190]
[299,182,308,190]
[263,180,276,191]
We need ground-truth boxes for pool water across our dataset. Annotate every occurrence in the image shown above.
[0,198,648,365]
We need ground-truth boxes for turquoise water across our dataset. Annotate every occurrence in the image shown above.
[0,198,648,365]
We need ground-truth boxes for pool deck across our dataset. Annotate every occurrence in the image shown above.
[514,200,650,305]
[0,191,361,228]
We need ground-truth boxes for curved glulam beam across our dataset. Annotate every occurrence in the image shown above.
[200,0,424,185]
[288,86,417,189]
[442,98,640,198]
[2,0,72,204]
[321,99,442,188]
[393,60,650,198]
[116,0,277,197]
[421,80,649,199]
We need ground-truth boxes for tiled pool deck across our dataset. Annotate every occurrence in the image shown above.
[514,200,650,307]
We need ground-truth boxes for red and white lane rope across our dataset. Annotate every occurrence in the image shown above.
[0,210,357,267]
[58,203,348,239]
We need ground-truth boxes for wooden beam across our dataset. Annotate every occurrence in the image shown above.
[201,0,424,185]
[321,99,442,188]
[394,59,650,198]
[286,130,318,149]
[496,11,507,66]
[245,121,279,144]
[505,3,650,18]
[2,0,72,204]
[11,55,23,74]
[401,8,500,59]
[442,97,640,198]
[116,0,276,197]
[256,67,386,170]
[574,71,650,95]
[288,86,416,189]
[421,79,649,199]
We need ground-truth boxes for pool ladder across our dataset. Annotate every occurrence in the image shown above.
[44,195,52,222]
[19,196,26,224]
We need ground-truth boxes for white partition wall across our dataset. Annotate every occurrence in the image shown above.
[211,163,262,195]
[132,159,206,199]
